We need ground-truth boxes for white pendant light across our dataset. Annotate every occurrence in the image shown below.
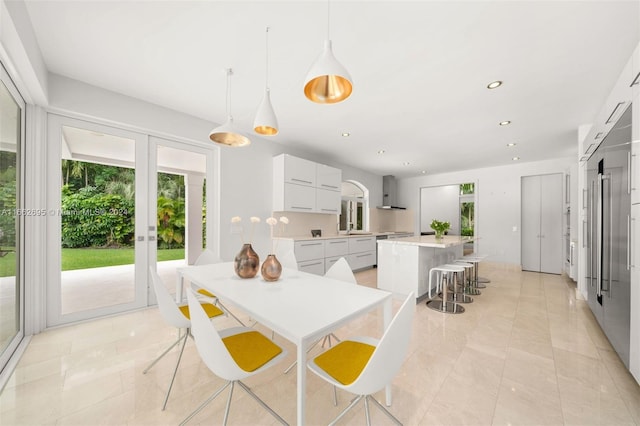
[209,68,251,147]
[254,27,279,135]
[303,0,353,104]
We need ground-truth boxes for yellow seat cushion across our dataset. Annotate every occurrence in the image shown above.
[197,288,216,298]
[314,340,376,385]
[222,331,283,372]
[179,302,224,319]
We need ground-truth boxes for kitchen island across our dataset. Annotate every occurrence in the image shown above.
[377,235,474,299]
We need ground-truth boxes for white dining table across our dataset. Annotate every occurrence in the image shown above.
[176,262,393,426]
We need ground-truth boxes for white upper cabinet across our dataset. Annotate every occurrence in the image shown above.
[281,155,316,187]
[273,154,342,214]
[316,188,340,214]
[316,164,341,192]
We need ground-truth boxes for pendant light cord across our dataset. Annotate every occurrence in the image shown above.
[226,68,232,118]
[327,0,331,40]
[265,27,270,90]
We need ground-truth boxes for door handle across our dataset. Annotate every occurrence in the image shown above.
[149,236,156,242]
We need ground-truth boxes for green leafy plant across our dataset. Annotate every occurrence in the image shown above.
[430,219,450,235]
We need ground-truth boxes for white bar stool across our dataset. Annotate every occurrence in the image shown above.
[443,263,474,303]
[462,255,486,290]
[426,265,465,314]
[454,260,480,296]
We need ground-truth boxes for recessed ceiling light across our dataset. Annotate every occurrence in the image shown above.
[507,143,516,147]
[377,150,385,154]
[487,80,503,89]
[341,132,350,137]
[512,156,520,161]
[403,161,410,166]
[499,121,511,126]
[421,170,427,174]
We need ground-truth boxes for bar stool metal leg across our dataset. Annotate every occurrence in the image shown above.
[439,268,473,303]
[426,270,465,314]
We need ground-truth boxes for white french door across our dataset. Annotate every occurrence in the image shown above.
[46,115,217,326]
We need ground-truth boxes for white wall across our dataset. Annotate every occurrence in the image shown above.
[397,157,575,265]
[420,184,461,234]
[47,74,383,263]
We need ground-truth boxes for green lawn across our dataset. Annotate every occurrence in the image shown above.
[0,248,185,276]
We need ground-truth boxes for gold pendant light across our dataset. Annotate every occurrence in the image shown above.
[254,27,279,135]
[303,0,352,104]
[209,68,251,147]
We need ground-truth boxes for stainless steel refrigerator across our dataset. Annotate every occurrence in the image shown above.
[586,105,632,367]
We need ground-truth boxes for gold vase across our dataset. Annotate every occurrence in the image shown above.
[234,243,260,279]
[261,254,282,282]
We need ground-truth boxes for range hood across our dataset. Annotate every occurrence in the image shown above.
[378,175,406,210]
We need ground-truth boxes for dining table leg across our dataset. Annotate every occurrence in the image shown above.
[296,341,307,425]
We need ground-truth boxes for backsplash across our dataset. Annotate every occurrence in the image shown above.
[273,208,415,238]
[272,211,339,238]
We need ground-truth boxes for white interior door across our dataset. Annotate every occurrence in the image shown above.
[521,175,542,271]
[540,174,563,274]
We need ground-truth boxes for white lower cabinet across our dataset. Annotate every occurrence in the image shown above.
[294,240,324,262]
[279,235,377,276]
[348,251,376,270]
[325,255,343,271]
[347,236,376,270]
[298,259,325,275]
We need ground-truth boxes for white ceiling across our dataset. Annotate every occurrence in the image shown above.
[21,0,640,178]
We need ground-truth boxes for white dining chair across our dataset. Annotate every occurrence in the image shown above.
[144,267,224,410]
[283,257,355,379]
[307,292,415,425]
[180,287,289,425]
[191,249,245,326]
[278,250,299,270]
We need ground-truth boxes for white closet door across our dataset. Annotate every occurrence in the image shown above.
[522,176,542,271]
[540,174,563,274]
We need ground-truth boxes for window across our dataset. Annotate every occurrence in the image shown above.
[339,181,368,232]
[460,183,474,236]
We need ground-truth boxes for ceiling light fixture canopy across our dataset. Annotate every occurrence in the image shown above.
[254,27,279,136]
[303,0,353,104]
[210,68,251,147]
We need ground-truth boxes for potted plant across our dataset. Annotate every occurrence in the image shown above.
[430,219,450,240]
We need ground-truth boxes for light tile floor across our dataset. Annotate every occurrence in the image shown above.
[1,263,639,425]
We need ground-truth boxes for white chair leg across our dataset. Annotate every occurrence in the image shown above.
[162,329,189,410]
[329,395,364,426]
[237,381,288,425]
[179,382,231,426]
[364,395,372,426]
[222,381,235,426]
[368,395,402,425]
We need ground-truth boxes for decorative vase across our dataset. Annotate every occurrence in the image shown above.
[261,254,282,282]
[234,243,260,279]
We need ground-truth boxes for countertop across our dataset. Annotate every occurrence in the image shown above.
[275,231,414,242]
[377,235,474,248]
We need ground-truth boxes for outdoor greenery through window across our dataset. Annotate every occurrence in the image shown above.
[60,160,186,270]
[460,183,474,236]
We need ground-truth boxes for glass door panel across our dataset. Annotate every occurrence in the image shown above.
[47,116,148,326]
[0,63,24,371]
[151,137,209,299]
